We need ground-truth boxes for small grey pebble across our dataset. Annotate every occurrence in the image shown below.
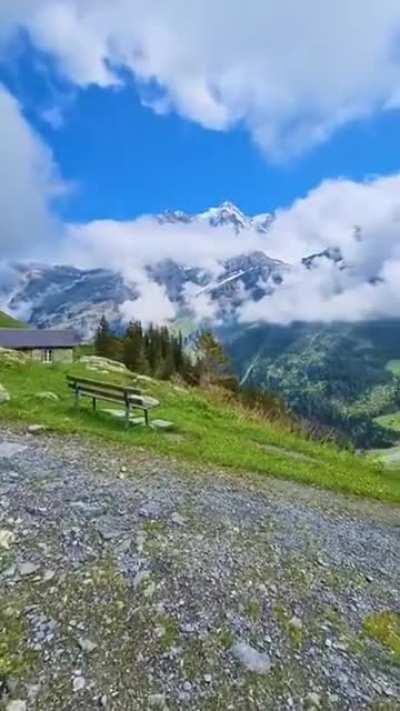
[305,691,322,708]
[73,676,86,693]
[78,637,98,654]
[6,702,27,711]
[19,562,40,577]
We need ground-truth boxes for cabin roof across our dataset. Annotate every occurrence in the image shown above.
[0,329,80,349]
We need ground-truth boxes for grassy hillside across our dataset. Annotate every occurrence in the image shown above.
[0,355,399,504]
[0,310,27,329]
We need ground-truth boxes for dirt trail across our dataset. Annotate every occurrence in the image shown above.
[0,427,399,710]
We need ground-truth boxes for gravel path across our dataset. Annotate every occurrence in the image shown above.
[0,427,399,710]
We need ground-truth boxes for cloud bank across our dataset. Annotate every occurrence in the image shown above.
[55,173,400,326]
[0,84,64,261]
[2,1,400,156]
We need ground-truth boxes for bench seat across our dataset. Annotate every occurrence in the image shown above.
[67,375,159,428]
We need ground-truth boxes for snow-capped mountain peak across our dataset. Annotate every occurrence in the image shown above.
[0,203,302,338]
[198,201,251,233]
[157,201,274,235]
[156,209,193,225]
[252,212,274,234]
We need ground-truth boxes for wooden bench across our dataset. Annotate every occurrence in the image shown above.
[67,375,160,428]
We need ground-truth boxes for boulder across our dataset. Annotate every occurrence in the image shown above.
[133,373,158,384]
[231,641,271,674]
[79,356,129,374]
[35,391,59,402]
[27,424,47,435]
[0,383,10,403]
[150,419,174,431]
[0,347,26,364]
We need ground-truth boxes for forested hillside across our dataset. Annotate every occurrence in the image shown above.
[227,320,400,447]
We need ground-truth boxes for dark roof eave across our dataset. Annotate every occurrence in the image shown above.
[0,328,80,349]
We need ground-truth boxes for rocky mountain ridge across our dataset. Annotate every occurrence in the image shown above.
[0,202,343,338]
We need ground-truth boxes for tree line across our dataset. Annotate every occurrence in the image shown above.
[94,316,320,436]
[94,315,237,388]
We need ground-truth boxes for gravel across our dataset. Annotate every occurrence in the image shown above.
[0,426,399,710]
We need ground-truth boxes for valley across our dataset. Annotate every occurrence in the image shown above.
[2,203,400,451]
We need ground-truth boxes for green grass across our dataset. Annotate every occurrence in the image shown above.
[375,411,400,432]
[0,357,399,503]
[386,359,400,376]
[363,611,400,661]
[0,310,28,329]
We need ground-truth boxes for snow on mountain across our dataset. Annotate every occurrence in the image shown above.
[0,202,343,338]
[157,201,274,234]
[156,210,193,226]
[302,247,346,271]
[2,264,137,338]
[198,201,251,233]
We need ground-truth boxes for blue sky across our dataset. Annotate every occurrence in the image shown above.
[3,26,400,224]
[3,1,400,323]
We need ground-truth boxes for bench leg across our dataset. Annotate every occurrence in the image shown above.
[125,402,131,430]
[92,398,96,413]
[144,409,149,427]
[75,388,80,411]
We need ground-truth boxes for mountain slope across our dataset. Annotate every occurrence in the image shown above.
[226,320,400,446]
[0,310,27,329]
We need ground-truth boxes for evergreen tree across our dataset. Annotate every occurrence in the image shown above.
[94,317,194,382]
[95,316,116,359]
[172,331,184,373]
[145,324,162,374]
[195,330,238,390]
[123,321,149,373]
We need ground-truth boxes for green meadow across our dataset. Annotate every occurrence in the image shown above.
[0,356,399,504]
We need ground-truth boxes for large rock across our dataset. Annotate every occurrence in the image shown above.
[0,347,26,364]
[35,390,60,402]
[35,391,59,402]
[79,356,129,374]
[133,373,158,384]
[231,641,271,674]
[0,383,10,403]
[150,419,174,431]
[27,424,47,435]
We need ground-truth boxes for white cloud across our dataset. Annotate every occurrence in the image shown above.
[0,84,65,259]
[240,174,400,324]
[120,281,176,327]
[2,1,400,156]
[58,172,400,326]
[63,217,264,276]
[61,215,266,323]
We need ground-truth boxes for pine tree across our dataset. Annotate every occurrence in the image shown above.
[95,316,115,359]
[172,331,184,373]
[145,324,162,374]
[123,321,149,373]
[195,330,238,390]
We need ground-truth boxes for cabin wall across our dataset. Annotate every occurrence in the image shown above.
[53,348,74,363]
[30,348,74,363]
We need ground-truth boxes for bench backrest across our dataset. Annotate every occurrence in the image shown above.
[67,375,142,402]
